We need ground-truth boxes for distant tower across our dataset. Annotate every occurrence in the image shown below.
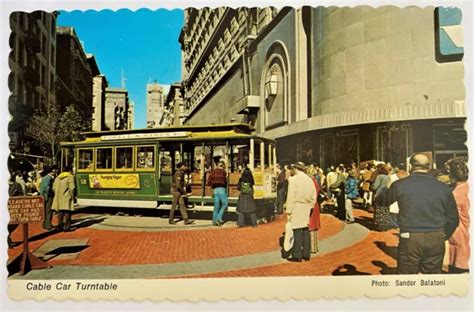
[146,82,164,128]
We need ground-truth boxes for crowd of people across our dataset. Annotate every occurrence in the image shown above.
[8,153,470,275]
[8,165,77,248]
[274,154,469,274]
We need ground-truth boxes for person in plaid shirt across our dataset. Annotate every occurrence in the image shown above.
[207,160,228,226]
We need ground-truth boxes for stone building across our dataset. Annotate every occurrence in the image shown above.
[104,87,129,130]
[180,6,466,169]
[146,82,165,128]
[56,26,94,130]
[91,74,108,131]
[161,83,185,126]
[127,100,135,129]
[8,11,58,155]
[87,54,108,132]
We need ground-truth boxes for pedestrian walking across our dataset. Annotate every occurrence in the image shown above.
[286,162,316,262]
[276,164,287,215]
[236,166,258,228]
[376,153,459,274]
[8,172,25,248]
[169,162,194,225]
[39,165,55,230]
[325,166,337,202]
[330,165,346,221]
[445,157,470,273]
[386,163,409,228]
[51,165,76,232]
[360,163,374,210]
[207,160,228,226]
[344,169,358,224]
[307,166,321,253]
[15,170,27,195]
[372,164,391,231]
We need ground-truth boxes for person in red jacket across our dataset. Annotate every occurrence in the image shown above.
[446,157,470,273]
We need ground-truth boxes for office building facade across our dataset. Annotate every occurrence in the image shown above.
[180,6,466,169]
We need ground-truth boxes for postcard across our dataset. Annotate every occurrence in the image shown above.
[2,0,472,309]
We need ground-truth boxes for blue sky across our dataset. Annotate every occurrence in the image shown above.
[57,9,184,129]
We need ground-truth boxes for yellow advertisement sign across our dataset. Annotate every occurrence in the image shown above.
[253,172,264,185]
[89,174,140,189]
[253,172,264,198]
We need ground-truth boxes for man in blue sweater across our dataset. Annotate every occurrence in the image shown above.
[376,153,459,274]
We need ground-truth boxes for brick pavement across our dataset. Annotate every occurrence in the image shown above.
[172,229,398,278]
[8,206,403,278]
[8,212,344,267]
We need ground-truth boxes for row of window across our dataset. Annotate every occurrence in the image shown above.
[77,145,155,172]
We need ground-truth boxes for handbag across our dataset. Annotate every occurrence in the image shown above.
[283,221,294,251]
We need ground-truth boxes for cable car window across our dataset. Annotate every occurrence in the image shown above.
[96,147,113,170]
[137,146,155,169]
[78,149,94,171]
[116,146,133,169]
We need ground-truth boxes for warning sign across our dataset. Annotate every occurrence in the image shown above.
[8,196,44,224]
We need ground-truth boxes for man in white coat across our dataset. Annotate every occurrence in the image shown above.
[286,162,317,262]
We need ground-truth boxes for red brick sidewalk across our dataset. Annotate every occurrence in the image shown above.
[173,230,398,278]
[8,213,344,266]
[167,208,400,278]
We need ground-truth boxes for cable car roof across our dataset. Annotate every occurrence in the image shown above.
[60,123,275,146]
[83,123,255,137]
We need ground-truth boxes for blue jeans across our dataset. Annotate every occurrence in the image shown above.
[212,187,228,223]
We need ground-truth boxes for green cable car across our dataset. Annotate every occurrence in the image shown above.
[60,123,278,220]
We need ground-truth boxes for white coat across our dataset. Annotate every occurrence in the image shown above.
[286,170,317,229]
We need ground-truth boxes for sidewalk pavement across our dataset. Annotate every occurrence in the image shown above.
[8,208,399,279]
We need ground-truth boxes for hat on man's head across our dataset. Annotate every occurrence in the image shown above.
[294,161,306,171]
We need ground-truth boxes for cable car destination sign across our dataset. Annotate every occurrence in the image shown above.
[100,131,189,141]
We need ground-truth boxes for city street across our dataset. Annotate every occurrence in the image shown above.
[8,205,400,279]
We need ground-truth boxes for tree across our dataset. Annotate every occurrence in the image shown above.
[58,105,87,142]
[26,103,86,164]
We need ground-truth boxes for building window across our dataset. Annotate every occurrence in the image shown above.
[376,124,412,166]
[433,122,467,168]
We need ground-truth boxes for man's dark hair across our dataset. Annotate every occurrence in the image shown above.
[41,165,52,176]
[397,163,406,171]
[176,162,186,169]
[446,157,469,182]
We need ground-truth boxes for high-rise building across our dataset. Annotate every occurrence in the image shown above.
[8,11,58,155]
[105,87,129,130]
[56,26,94,130]
[180,6,466,169]
[91,75,108,131]
[161,83,185,126]
[127,100,135,129]
[87,54,108,132]
[146,82,165,128]
[179,7,277,124]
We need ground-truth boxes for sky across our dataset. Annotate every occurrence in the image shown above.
[57,9,184,129]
